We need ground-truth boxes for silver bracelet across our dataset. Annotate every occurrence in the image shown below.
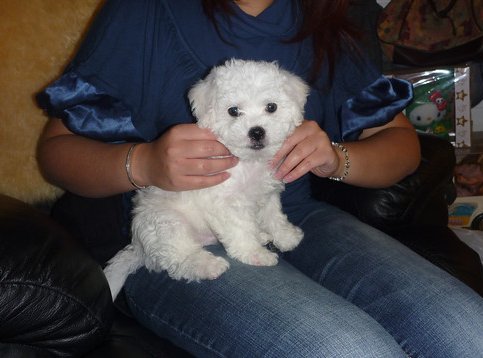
[328,142,350,182]
[125,143,147,190]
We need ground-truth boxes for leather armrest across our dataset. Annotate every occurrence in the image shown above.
[0,194,113,356]
[311,133,456,235]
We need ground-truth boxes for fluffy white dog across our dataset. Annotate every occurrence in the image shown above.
[104,59,309,299]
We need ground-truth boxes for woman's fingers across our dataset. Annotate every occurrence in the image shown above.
[144,124,239,191]
[272,120,338,183]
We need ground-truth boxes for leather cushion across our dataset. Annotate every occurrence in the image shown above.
[0,194,113,356]
[312,133,456,233]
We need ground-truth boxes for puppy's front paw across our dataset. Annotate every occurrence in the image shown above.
[272,225,304,252]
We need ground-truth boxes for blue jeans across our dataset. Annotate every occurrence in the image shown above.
[124,201,483,357]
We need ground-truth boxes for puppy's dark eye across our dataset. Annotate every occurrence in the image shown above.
[266,103,277,113]
[228,106,240,117]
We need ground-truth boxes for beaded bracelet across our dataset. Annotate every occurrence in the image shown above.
[125,143,147,190]
[328,142,350,182]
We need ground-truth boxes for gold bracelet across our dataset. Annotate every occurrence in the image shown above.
[125,143,147,190]
[328,142,350,182]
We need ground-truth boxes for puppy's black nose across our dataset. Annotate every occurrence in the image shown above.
[248,126,265,141]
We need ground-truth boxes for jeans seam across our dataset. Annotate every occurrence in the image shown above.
[125,291,227,358]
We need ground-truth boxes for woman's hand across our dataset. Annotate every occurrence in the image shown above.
[271,113,421,188]
[134,124,239,191]
[271,120,341,183]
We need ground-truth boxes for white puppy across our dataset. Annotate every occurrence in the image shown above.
[104,59,309,299]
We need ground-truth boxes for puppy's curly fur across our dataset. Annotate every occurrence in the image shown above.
[104,60,309,299]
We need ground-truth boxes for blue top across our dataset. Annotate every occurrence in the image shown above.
[37,0,412,221]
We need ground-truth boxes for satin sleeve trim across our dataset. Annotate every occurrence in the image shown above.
[37,71,143,142]
[340,76,413,141]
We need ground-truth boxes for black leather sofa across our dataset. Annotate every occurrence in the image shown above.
[1,133,482,357]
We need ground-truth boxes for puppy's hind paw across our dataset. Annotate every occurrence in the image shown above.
[273,225,304,252]
[236,247,279,267]
[172,250,230,282]
[258,232,273,246]
[201,255,230,280]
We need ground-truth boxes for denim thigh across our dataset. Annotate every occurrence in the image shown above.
[124,201,483,358]
[124,250,405,357]
[283,203,483,358]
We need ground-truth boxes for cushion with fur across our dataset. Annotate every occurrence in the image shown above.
[0,0,104,204]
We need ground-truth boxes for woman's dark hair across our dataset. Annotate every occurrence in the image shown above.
[202,0,359,83]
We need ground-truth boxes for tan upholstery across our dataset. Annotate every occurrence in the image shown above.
[0,0,103,203]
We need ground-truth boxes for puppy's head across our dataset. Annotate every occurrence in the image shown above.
[188,59,309,161]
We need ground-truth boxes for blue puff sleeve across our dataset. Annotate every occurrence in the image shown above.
[36,0,192,143]
[340,75,413,141]
[36,0,145,142]
[37,70,142,142]
[317,48,413,142]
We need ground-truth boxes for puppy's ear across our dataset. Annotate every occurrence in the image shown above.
[188,72,216,124]
[282,71,310,111]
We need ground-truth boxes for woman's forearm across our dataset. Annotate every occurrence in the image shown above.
[340,124,421,188]
[37,119,239,197]
[273,113,420,188]
[38,126,136,198]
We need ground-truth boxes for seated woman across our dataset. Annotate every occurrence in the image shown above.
[37,0,483,357]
